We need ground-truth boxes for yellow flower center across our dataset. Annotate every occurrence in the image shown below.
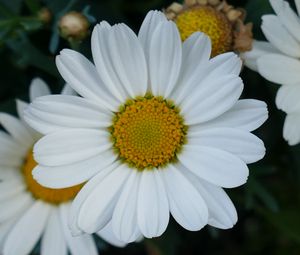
[110,95,187,170]
[23,150,83,204]
[175,6,233,57]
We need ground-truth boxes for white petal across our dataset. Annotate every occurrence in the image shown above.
[261,15,300,57]
[195,99,268,132]
[41,209,67,255]
[61,84,76,95]
[97,222,127,247]
[111,170,141,243]
[34,129,111,166]
[181,74,243,125]
[25,95,112,134]
[103,24,148,98]
[270,0,300,42]
[0,134,24,167]
[0,176,25,201]
[296,0,300,15]
[29,78,51,101]
[257,54,300,85]
[69,163,119,235]
[0,167,20,181]
[137,170,169,238]
[283,113,300,145]
[242,40,280,71]
[0,113,34,147]
[59,204,98,255]
[0,217,18,251]
[33,150,116,189]
[149,20,182,97]
[173,52,242,106]
[170,33,211,102]
[16,99,28,122]
[188,127,266,163]
[0,193,33,222]
[182,170,237,229]
[178,145,249,188]
[3,201,51,255]
[161,165,208,231]
[138,10,167,59]
[78,164,131,233]
[91,22,128,101]
[56,49,119,111]
[209,52,242,76]
[276,84,300,113]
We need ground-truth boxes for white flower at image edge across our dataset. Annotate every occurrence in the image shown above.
[242,0,300,145]
[24,10,268,243]
[0,79,125,255]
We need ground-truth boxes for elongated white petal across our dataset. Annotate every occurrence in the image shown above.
[0,176,25,201]
[257,54,300,85]
[25,95,112,134]
[3,201,51,255]
[34,129,111,166]
[101,23,148,98]
[181,74,243,124]
[137,170,169,238]
[0,113,34,147]
[138,10,167,59]
[0,216,18,251]
[33,150,116,189]
[149,20,182,97]
[270,0,300,42]
[171,33,211,102]
[0,167,20,181]
[78,164,131,233]
[56,49,119,111]
[97,222,127,247]
[296,0,300,15]
[242,40,280,71]
[0,193,33,222]
[188,127,265,163]
[61,84,76,95]
[60,204,98,255]
[209,52,242,76]
[69,163,118,235]
[178,145,249,188]
[283,113,300,145]
[91,22,128,101]
[183,170,237,229]
[41,209,67,255]
[161,165,208,231]
[261,15,300,57]
[29,78,51,101]
[276,85,300,113]
[195,99,268,132]
[112,170,141,243]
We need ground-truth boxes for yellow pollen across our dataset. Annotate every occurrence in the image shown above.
[23,150,83,204]
[175,6,233,57]
[110,95,187,170]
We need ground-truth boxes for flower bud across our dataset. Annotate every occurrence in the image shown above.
[59,11,90,41]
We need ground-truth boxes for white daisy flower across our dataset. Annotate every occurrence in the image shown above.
[0,78,124,255]
[24,11,268,242]
[242,0,300,145]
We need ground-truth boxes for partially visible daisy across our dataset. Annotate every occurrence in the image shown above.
[242,0,300,145]
[165,0,253,57]
[0,78,124,255]
[24,11,268,243]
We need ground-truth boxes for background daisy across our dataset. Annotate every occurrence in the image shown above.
[24,10,268,243]
[242,0,300,145]
[0,78,124,255]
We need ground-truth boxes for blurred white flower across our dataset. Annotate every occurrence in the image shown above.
[0,78,124,255]
[25,11,268,243]
[242,0,300,145]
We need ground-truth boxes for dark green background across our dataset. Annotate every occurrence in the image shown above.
[0,0,300,254]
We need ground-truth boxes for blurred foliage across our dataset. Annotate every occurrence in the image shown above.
[0,0,300,254]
